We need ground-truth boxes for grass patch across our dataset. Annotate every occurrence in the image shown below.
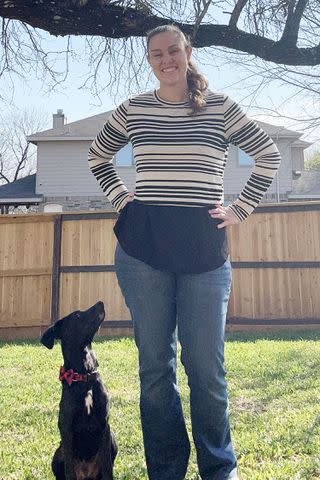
[0,330,319,479]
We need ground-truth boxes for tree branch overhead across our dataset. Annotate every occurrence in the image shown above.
[0,0,319,66]
[280,0,309,46]
[228,0,249,29]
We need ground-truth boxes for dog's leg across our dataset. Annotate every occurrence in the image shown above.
[61,432,77,480]
[100,426,116,480]
[52,444,66,480]
[64,456,77,480]
[110,431,118,464]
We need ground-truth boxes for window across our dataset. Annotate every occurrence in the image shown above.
[115,143,134,166]
[238,148,254,167]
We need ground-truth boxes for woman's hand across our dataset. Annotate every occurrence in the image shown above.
[208,204,240,229]
[124,191,135,206]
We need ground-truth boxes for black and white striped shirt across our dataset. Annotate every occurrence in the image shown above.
[88,90,281,221]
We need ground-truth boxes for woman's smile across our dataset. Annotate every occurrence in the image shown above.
[162,66,177,72]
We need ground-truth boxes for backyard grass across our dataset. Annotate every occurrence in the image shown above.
[0,330,319,480]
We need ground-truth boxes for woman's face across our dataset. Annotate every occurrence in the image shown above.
[147,31,192,89]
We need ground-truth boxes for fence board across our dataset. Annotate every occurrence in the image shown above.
[228,268,320,319]
[0,275,51,327]
[228,210,320,262]
[0,216,54,332]
[59,272,130,321]
[0,268,52,278]
[0,219,53,272]
[61,218,117,267]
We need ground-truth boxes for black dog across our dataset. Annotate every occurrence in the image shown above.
[41,301,117,480]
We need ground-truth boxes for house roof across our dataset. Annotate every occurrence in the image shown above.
[27,110,306,145]
[28,111,112,143]
[291,139,313,148]
[289,170,320,199]
[252,121,302,139]
[0,174,43,204]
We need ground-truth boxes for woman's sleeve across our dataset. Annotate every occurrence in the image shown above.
[88,99,130,212]
[223,95,282,221]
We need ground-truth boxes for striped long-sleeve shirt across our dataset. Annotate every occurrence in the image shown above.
[88,89,281,221]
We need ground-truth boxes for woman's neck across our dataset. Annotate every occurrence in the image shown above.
[157,84,189,102]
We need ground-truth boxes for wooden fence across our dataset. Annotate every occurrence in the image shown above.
[0,201,320,340]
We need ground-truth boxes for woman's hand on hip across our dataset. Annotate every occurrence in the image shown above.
[124,192,135,206]
[208,204,240,229]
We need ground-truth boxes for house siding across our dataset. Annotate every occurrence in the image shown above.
[34,130,307,212]
[224,138,293,199]
[291,146,305,171]
[36,141,136,197]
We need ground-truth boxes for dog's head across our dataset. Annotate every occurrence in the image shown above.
[41,301,105,351]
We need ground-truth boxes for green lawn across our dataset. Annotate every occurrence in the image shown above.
[0,331,319,480]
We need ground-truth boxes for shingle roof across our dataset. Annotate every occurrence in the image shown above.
[252,121,301,138]
[289,170,320,198]
[27,110,303,143]
[28,111,111,142]
[0,174,43,202]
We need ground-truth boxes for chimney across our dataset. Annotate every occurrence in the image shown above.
[53,109,66,129]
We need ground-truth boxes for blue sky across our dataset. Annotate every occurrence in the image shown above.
[1,32,319,152]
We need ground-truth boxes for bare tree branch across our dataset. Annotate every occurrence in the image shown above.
[0,153,11,184]
[13,143,29,181]
[0,0,319,141]
[0,108,49,185]
[0,0,319,66]
[191,24,320,65]
[192,0,213,40]
[281,0,309,46]
[229,0,249,28]
[206,45,320,135]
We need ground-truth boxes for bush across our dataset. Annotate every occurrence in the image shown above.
[305,151,320,170]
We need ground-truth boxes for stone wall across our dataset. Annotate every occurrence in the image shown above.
[39,193,291,213]
[40,195,114,212]
[224,192,289,205]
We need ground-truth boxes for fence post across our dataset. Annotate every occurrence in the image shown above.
[51,214,62,324]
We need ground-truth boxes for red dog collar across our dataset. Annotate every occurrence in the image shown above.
[59,366,98,386]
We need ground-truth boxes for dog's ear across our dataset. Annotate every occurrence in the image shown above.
[41,320,63,349]
[41,326,56,349]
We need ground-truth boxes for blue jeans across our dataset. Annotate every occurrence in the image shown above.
[115,243,237,480]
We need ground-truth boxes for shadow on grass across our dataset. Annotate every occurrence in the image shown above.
[1,329,319,348]
[225,329,320,343]
[0,335,131,348]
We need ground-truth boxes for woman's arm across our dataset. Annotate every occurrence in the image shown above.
[213,95,281,227]
[88,99,131,212]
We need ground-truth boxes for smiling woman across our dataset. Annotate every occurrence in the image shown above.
[147,25,208,114]
[147,28,192,97]
[88,23,281,480]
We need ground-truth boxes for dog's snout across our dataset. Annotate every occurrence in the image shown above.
[95,301,105,322]
[96,301,104,310]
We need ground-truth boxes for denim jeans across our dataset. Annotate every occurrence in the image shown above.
[115,243,237,480]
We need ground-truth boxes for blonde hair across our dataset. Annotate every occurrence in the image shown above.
[146,25,208,115]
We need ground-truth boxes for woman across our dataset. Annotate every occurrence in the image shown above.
[88,25,281,480]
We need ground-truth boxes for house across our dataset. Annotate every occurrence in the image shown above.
[0,174,43,214]
[0,107,312,213]
[224,122,312,204]
[288,169,320,200]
